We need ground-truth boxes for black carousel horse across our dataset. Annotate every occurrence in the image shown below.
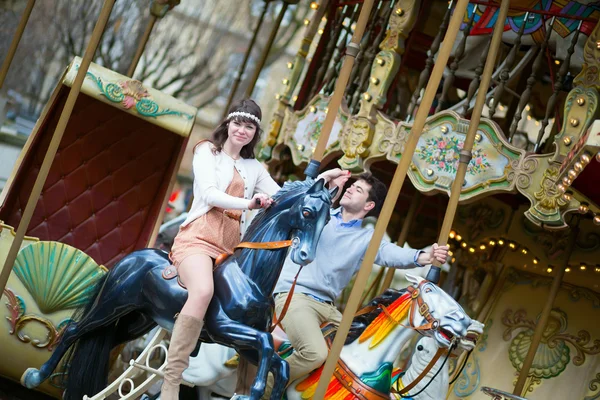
[21,178,336,400]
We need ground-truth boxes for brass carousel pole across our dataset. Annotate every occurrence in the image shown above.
[313,0,471,397]
[379,192,421,293]
[428,0,509,282]
[0,0,116,295]
[0,0,36,89]
[304,0,375,178]
[512,226,577,396]
[245,0,290,98]
[127,0,180,77]
[222,0,270,117]
[127,17,156,77]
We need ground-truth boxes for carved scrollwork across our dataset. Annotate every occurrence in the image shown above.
[512,156,539,190]
[522,219,571,259]
[584,373,600,400]
[503,308,600,385]
[576,232,600,252]
[3,287,69,351]
[457,203,505,242]
[378,124,408,158]
[573,20,600,90]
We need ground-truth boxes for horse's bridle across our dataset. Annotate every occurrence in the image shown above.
[405,282,440,333]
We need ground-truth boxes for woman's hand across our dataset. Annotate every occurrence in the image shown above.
[249,193,273,210]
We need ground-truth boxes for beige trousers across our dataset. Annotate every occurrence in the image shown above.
[236,292,342,398]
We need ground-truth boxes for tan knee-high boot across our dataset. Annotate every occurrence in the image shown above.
[161,315,203,400]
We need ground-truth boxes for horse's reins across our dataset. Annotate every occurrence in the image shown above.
[396,341,456,398]
[215,239,296,332]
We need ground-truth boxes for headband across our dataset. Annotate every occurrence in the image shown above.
[227,111,261,125]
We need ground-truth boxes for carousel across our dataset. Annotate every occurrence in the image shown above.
[0,0,598,400]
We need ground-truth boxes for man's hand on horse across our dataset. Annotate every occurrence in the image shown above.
[416,243,449,266]
[429,243,449,264]
[318,168,350,202]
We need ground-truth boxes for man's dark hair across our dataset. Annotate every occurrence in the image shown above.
[358,172,387,217]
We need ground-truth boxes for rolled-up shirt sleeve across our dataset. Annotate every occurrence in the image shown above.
[193,143,250,210]
[375,241,423,269]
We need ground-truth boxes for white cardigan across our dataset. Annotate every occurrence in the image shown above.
[182,141,281,235]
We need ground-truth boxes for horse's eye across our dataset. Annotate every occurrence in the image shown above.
[425,287,432,293]
[303,210,312,218]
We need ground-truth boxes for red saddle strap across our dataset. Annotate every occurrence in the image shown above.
[212,239,296,332]
[215,240,294,266]
[270,266,302,332]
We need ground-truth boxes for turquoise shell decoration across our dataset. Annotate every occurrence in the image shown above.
[13,241,107,314]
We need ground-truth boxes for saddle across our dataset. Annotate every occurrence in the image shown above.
[162,265,186,289]
[161,252,230,289]
[269,322,389,400]
[162,240,292,290]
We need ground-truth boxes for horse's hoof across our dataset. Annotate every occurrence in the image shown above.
[21,368,42,389]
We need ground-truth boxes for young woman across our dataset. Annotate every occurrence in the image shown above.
[161,99,279,399]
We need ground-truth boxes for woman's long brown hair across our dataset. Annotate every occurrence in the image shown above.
[194,99,263,159]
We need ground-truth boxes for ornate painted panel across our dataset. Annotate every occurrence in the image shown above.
[277,95,348,166]
[448,268,600,400]
[379,111,524,201]
[64,57,196,137]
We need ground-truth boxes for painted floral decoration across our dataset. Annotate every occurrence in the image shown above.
[416,135,491,175]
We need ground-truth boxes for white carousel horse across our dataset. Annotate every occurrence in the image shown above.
[182,342,237,399]
[391,320,484,400]
[183,274,482,400]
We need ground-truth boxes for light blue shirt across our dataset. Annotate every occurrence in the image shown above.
[274,208,424,303]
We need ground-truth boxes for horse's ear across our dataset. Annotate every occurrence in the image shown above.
[329,186,339,199]
[307,178,325,194]
[405,273,424,286]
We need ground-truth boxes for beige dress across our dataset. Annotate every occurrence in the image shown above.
[169,168,244,267]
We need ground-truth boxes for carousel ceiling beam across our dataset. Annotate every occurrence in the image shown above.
[469,0,598,23]
[222,0,270,118]
[245,0,290,98]
[312,0,470,397]
[512,225,578,396]
[127,0,180,78]
[0,0,36,90]
[428,0,509,282]
[0,0,116,296]
[304,0,375,178]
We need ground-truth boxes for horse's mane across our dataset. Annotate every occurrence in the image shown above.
[345,288,407,344]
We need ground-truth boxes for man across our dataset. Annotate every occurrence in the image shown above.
[269,172,448,389]
[234,171,449,398]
